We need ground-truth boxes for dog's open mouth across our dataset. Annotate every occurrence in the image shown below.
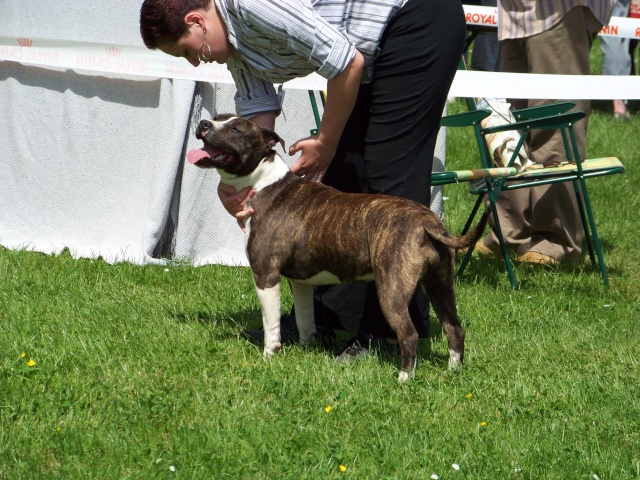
[186,143,234,168]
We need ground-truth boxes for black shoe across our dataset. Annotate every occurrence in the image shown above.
[335,334,399,363]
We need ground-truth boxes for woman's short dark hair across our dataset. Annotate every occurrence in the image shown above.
[140,0,212,49]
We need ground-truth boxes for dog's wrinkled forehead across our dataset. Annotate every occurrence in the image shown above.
[213,113,239,124]
[212,114,256,132]
[208,114,264,143]
[208,114,284,151]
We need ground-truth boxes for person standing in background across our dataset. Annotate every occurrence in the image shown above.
[601,0,632,120]
[469,0,502,72]
[626,0,639,112]
[476,0,616,265]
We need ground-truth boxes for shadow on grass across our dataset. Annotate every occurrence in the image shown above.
[456,255,511,287]
[172,307,261,330]
[456,243,622,291]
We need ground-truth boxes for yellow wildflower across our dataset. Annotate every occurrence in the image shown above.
[21,352,26,358]
[339,465,347,472]
[480,421,487,427]
[466,393,472,398]
[325,405,332,413]
[27,359,36,367]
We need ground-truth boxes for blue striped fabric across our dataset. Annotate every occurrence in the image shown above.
[498,0,616,39]
[216,0,406,117]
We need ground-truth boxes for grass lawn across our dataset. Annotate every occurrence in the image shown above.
[1,45,639,479]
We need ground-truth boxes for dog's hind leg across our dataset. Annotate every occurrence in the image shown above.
[422,260,465,370]
[375,278,419,383]
[289,280,317,346]
[255,281,282,357]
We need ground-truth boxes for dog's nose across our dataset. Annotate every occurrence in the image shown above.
[196,120,213,139]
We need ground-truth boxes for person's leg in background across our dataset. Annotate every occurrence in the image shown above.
[522,6,601,263]
[628,38,639,112]
[600,0,631,120]
[470,0,501,72]
[480,37,533,256]
[483,6,601,263]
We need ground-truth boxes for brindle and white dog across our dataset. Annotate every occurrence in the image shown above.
[187,114,487,382]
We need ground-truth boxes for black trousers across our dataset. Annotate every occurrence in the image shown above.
[310,0,466,338]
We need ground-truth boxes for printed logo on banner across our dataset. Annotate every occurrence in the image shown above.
[465,8,498,26]
[601,24,619,35]
[0,37,61,65]
[76,45,149,75]
[105,47,122,57]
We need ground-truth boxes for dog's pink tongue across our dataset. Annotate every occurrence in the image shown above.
[186,144,222,164]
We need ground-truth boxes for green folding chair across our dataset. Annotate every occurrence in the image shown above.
[457,97,625,288]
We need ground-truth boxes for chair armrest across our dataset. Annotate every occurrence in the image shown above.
[512,102,576,120]
[480,111,587,135]
[440,109,490,128]
[431,167,517,186]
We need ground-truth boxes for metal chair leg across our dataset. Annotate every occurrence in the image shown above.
[573,180,596,264]
[579,177,609,286]
[488,198,518,289]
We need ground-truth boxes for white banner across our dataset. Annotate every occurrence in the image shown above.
[1,10,639,99]
[464,6,640,39]
[450,69,640,100]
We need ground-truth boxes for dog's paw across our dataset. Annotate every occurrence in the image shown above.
[448,350,463,370]
[298,332,317,347]
[397,368,416,383]
[263,342,282,358]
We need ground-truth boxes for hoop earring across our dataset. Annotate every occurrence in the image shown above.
[198,26,214,62]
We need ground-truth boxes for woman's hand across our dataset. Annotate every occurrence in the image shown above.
[289,51,364,182]
[217,182,256,231]
[289,136,336,181]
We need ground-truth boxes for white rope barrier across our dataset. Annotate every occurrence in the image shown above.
[1,8,639,99]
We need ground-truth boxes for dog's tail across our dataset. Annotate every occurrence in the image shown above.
[427,209,489,250]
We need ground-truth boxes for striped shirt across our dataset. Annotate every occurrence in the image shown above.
[498,0,615,40]
[215,0,406,117]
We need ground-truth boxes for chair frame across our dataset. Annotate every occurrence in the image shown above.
[457,98,625,288]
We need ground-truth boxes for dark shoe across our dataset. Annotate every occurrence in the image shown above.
[459,241,497,258]
[514,251,559,266]
[335,334,399,363]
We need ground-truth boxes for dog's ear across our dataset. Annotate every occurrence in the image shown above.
[261,127,285,151]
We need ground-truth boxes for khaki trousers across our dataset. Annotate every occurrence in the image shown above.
[483,6,602,262]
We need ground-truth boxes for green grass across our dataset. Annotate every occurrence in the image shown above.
[2,47,640,478]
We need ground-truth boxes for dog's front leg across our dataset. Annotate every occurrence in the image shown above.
[254,281,282,357]
[289,280,316,346]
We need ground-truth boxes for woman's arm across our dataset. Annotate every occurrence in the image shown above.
[249,111,276,130]
[289,50,364,179]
